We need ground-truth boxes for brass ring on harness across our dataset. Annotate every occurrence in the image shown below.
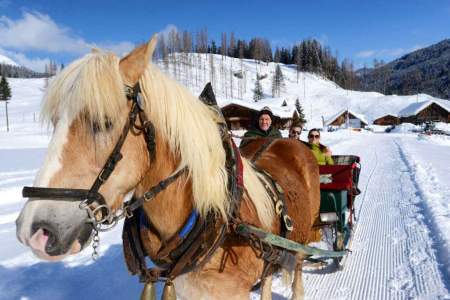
[275,201,283,216]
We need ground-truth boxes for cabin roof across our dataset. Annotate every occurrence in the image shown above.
[398,100,450,117]
[325,109,369,126]
[220,98,296,118]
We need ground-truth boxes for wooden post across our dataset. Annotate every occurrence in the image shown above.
[5,101,9,132]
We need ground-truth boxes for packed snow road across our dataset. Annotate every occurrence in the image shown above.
[297,133,449,299]
[0,131,449,300]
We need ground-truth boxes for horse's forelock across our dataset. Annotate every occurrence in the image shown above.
[41,51,127,131]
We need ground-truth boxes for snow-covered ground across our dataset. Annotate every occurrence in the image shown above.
[1,72,449,299]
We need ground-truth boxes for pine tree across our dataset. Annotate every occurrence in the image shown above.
[0,76,11,101]
[253,78,263,102]
[295,98,307,124]
[271,64,285,97]
[0,76,11,132]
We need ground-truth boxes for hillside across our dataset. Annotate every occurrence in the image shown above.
[0,54,45,78]
[0,74,449,300]
[358,39,450,100]
[154,53,449,128]
[0,54,18,67]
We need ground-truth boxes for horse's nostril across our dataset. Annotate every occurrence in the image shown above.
[42,228,56,250]
[31,222,61,256]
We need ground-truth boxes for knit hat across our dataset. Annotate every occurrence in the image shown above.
[258,106,274,121]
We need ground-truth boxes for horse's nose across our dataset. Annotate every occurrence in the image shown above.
[29,222,63,256]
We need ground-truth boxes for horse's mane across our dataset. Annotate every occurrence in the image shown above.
[139,64,229,219]
[41,50,273,227]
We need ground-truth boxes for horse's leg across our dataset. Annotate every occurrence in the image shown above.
[260,274,272,300]
[291,254,306,300]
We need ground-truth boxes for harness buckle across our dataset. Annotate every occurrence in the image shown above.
[143,191,155,202]
[98,169,107,182]
[283,215,294,232]
[124,206,134,218]
[275,200,283,216]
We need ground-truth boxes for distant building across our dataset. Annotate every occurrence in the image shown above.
[399,100,450,124]
[373,114,400,126]
[325,109,368,129]
[220,99,296,130]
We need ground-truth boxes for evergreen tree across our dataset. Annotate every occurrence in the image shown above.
[0,76,11,132]
[295,98,307,124]
[0,76,11,101]
[271,64,285,97]
[253,78,263,102]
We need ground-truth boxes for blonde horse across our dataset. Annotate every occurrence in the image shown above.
[15,35,320,299]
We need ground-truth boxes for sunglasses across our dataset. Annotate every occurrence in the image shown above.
[290,131,301,135]
[308,134,320,139]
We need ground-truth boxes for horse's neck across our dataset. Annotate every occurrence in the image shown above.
[136,134,193,243]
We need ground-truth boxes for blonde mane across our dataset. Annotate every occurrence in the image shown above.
[42,52,127,130]
[41,50,273,226]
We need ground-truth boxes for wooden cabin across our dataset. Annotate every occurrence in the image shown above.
[220,102,292,130]
[325,109,368,129]
[399,101,450,124]
[221,103,257,130]
[373,114,400,126]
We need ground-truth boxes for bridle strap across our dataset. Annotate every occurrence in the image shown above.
[22,186,104,203]
[125,167,188,215]
[86,101,140,204]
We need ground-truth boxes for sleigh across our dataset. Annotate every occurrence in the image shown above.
[237,154,361,270]
[315,155,361,267]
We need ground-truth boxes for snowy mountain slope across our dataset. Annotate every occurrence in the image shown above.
[0,54,19,67]
[0,73,449,298]
[155,54,449,128]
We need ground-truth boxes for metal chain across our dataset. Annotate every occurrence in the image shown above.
[92,230,100,260]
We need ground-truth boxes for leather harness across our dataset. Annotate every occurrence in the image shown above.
[21,82,292,287]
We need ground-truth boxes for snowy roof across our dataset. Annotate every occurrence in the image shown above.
[220,98,296,119]
[325,109,369,126]
[398,100,450,117]
[373,113,399,120]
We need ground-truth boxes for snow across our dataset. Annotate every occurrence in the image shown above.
[0,54,19,67]
[399,100,450,117]
[220,98,297,119]
[324,108,369,126]
[155,53,450,129]
[0,65,449,299]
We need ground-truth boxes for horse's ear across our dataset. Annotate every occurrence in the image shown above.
[119,34,158,86]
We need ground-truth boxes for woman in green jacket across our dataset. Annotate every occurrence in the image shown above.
[307,128,334,165]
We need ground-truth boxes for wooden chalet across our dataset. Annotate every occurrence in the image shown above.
[399,100,450,124]
[325,109,368,129]
[220,100,295,130]
[373,114,400,126]
[221,103,258,130]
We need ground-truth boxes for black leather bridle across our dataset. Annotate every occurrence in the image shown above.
[22,84,185,232]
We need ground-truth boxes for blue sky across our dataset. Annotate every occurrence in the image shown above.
[1,0,450,72]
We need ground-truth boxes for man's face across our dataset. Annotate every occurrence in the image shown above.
[258,114,272,131]
[289,126,302,139]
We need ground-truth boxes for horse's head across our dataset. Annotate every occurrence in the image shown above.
[16,36,158,260]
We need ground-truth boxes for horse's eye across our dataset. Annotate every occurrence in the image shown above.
[92,119,113,134]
